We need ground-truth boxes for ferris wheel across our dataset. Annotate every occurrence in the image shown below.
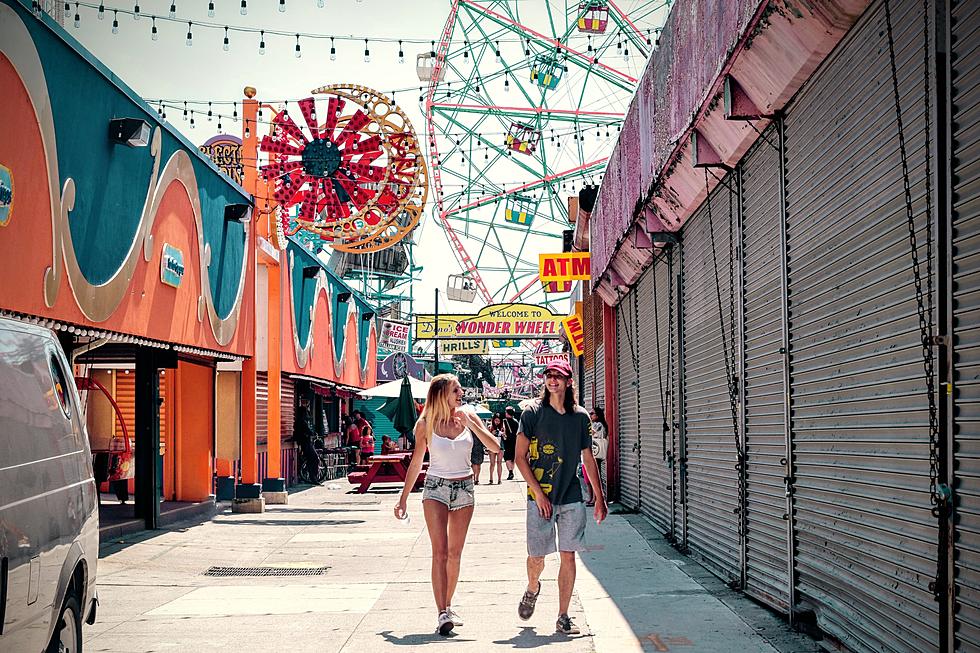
[425,0,671,308]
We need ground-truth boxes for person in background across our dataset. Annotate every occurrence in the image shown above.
[360,425,376,464]
[343,413,360,465]
[470,424,486,484]
[585,406,609,506]
[394,374,501,635]
[294,396,322,485]
[382,434,398,454]
[487,413,505,484]
[503,406,520,480]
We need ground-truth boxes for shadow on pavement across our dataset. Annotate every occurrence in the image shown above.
[492,626,572,648]
[378,630,475,646]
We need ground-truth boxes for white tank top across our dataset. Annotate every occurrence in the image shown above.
[427,426,474,479]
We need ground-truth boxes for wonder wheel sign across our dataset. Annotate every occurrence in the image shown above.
[260,85,427,253]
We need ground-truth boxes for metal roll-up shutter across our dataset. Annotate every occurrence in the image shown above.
[115,371,135,441]
[617,293,639,509]
[635,268,654,520]
[783,0,938,649]
[280,377,295,442]
[668,245,683,543]
[584,361,595,414]
[637,258,674,533]
[951,1,980,649]
[594,345,605,410]
[256,371,268,445]
[740,127,790,612]
[681,175,740,583]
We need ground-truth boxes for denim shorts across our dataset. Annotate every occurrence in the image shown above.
[422,475,475,511]
[526,500,586,557]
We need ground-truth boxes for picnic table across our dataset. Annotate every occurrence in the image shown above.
[347,453,426,494]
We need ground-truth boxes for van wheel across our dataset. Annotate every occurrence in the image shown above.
[46,594,82,653]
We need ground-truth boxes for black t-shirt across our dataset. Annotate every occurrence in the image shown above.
[518,401,591,505]
[504,416,519,440]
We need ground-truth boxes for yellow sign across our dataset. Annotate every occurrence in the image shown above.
[539,252,591,283]
[415,303,563,340]
[562,314,585,357]
[438,339,488,356]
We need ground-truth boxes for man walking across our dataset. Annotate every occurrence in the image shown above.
[514,360,607,635]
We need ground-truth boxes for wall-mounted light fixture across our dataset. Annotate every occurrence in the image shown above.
[361,311,376,321]
[302,265,319,279]
[224,203,251,223]
[336,291,352,303]
[108,117,151,147]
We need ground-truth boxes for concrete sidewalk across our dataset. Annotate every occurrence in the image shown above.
[84,478,820,652]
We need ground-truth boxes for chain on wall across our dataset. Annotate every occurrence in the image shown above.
[883,0,946,603]
[704,169,747,578]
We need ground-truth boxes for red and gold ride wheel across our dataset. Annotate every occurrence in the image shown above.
[260,84,426,253]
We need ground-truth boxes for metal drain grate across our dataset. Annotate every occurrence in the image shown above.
[203,566,330,577]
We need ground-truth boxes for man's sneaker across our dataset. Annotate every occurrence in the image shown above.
[507,471,515,480]
[556,614,581,635]
[437,611,454,635]
[446,607,463,627]
[517,581,541,620]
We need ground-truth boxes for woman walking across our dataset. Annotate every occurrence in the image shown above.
[487,413,505,484]
[584,406,609,505]
[394,374,501,635]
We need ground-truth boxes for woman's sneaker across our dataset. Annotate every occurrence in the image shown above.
[447,607,463,627]
[517,581,541,620]
[437,611,454,635]
[556,614,581,635]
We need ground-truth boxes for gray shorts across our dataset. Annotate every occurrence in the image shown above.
[526,500,587,557]
[422,475,475,511]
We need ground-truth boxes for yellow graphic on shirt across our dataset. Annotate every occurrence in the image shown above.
[527,436,564,500]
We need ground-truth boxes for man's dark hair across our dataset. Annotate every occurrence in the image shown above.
[505,406,515,415]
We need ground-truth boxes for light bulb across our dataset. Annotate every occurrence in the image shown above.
[169,2,176,19]
[151,18,157,40]
[223,30,229,51]
[208,2,214,17]
[133,3,140,20]
[111,14,118,33]
[185,22,192,46]
[295,35,302,58]
[279,0,285,12]
[240,0,247,16]
[317,0,324,6]
[97,3,104,19]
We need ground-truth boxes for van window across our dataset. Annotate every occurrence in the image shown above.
[48,351,72,420]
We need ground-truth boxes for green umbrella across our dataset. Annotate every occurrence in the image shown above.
[379,376,418,440]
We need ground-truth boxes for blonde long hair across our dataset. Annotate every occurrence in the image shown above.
[418,374,460,444]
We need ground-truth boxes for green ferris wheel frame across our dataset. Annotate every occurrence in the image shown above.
[425,0,671,308]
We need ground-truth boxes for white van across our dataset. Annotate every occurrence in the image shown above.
[0,317,99,651]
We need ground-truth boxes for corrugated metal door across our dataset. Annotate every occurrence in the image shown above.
[681,175,740,583]
[256,371,268,446]
[280,377,295,442]
[637,257,674,534]
[617,293,640,509]
[594,346,605,410]
[740,127,790,611]
[583,362,595,414]
[951,0,980,649]
[783,0,938,650]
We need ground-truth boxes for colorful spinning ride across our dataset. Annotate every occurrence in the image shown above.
[425,0,670,306]
[260,85,427,254]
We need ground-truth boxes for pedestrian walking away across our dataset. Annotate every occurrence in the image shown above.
[514,360,607,636]
[394,374,501,636]
[503,405,519,480]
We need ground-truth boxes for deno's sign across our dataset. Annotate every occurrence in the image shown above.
[161,243,185,288]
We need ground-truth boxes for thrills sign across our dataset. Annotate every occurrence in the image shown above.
[539,252,590,283]
[415,303,563,340]
[439,339,488,356]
